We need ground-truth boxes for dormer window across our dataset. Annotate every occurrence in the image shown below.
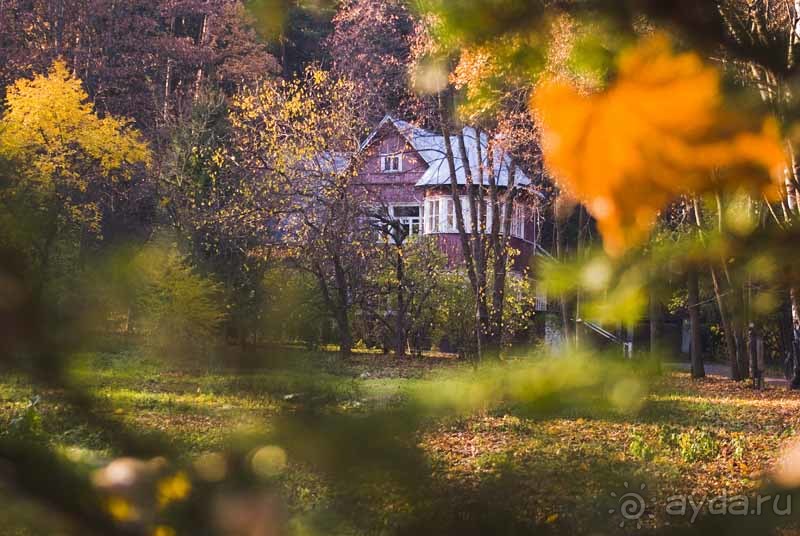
[381,153,402,173]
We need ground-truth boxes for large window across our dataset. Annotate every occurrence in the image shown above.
[423,197,529,238]
[380,153,402,173]
[425,198,456,233]
[391,204,422,237]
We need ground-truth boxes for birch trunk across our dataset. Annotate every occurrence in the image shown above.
[438,97,482,361]
[693,198,742,380]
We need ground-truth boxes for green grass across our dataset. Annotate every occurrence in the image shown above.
[2,346,799,534]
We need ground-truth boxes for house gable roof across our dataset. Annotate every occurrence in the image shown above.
[360,115,532,189]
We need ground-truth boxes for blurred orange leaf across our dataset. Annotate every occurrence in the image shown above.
[532,34,786,255]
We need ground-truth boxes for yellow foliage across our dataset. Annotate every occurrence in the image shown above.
[452,44,502,118]
[0,60,150,231]
[228,66,364,250]
[532,34,786,256]
[106,496,139,522]
[156,471,191,508]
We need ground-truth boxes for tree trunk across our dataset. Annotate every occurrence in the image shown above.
[554,208,573,344]
[162,15,177,122]
[786,144,800,388]
[312,260,352,357]
[53,0,65,54]
[693,198,741,380]
[457,131,491,358]
[194,13,210,102]
[709,264,742,380]
[483,133,504,361]
[649,282,661,354]
[688,268,705,378]
[731,285,750,380]
[790,287,800,388]
[332,257,352,357]
[335,309,352,356]
[394,249,407,357]
[438,96,483,361]
[575,205,585,348]
[490,178,517,359]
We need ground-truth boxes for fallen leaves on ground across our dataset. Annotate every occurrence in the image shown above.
[421,371,800,532]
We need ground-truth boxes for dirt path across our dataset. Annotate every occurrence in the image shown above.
[665,361,789,387]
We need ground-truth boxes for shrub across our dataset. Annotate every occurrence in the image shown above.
[501,270,539,345]
[3,396,44,440]
[134,242,226,356]
[431,259,538,356]
[431,271,477,356]
[628,431,654,460]
[657,424,681,448]
[677,429,720,462]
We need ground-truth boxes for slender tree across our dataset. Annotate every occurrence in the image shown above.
[229,68,373,355]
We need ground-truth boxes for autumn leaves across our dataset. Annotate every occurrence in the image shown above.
[532,34,787,256]
[0,61,150,234]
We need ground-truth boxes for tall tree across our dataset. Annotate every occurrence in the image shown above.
[0,0,278,135]
[229,68,374,355]
[367,209,447,356]
[408,15,545,359]
[687,267,706,378]
[0,61,150,294]
[326,0,417,125]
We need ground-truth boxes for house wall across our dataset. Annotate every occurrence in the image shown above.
[354,122,541,274]
[419,186,539,273]
[431,234,535,273]
[354,124,427,206]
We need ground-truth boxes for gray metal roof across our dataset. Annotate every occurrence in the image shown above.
[364,115,531,189]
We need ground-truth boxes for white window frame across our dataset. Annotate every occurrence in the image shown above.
[426,197,459,234]
[424,196,531,238]
[380,153,403,173]
[511,203,526,240]
[425,198,440,233]
[444,198,454,232]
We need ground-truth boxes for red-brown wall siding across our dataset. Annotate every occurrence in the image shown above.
[355,125,427,205]
[431,234,535,274]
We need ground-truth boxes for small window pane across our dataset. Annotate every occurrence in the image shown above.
[393,206,420,218]
[446,199,454,230]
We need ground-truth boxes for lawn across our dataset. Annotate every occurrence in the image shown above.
[2,346,800,535]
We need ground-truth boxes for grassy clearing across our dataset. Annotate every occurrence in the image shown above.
[2,347,800,534]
